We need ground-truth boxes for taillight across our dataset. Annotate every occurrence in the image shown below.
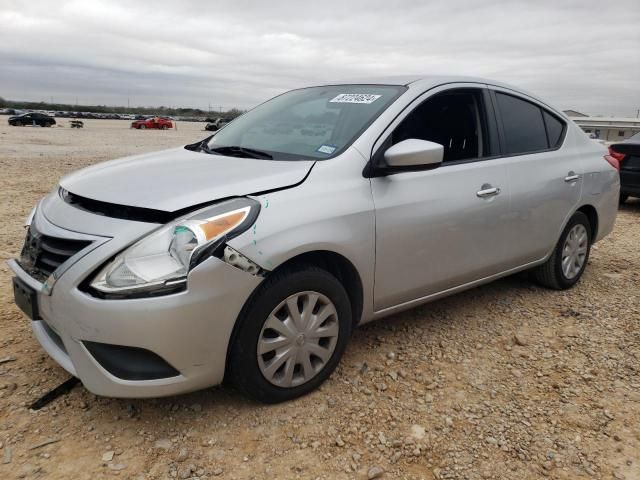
[604,146,626,172]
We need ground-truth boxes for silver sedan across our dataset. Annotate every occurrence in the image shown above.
[9,76,619,402]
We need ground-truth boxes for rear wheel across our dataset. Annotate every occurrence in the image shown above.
[533,211,591,290]
[139,124,146,130]
[228,265,352,403]
[161,124,168,130]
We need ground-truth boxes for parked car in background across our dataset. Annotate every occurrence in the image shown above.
[8,112,56,127]
[609,132,640,203]
[205,117,231,131]
[3,108,26,116]
[9,76,619,403]
[131,117,173,130]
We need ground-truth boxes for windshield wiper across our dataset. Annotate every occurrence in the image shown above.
[185,135,214,153]
[208,145,273,160]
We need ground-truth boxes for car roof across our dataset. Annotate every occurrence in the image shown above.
[309,75,562,117]
[316,74,505,87]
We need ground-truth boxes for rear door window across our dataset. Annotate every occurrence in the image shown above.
[495,93,548,155]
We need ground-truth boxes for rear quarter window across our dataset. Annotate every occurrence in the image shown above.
[542,111,565,148]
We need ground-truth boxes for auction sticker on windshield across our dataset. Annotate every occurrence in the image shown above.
[316,144,337,155]
[329,94,381,104]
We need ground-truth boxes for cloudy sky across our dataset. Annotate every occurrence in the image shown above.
[1,0,638,115]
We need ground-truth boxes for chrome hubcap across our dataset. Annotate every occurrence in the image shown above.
[257,291,339,388]
[562,224,588,279]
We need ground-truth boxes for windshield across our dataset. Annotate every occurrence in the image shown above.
[206,85,406,160]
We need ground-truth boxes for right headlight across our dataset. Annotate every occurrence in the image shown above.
[89,197,260,297]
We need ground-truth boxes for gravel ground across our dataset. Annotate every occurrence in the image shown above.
[0,117,638,480]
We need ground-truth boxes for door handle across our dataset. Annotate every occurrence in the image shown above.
[564,172,581,182]
[476,186,501,198]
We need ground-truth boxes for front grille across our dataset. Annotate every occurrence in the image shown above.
[19,225,92,282]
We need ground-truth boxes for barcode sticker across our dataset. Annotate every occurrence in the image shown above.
[329,94,381,104]
[317,144,337,154]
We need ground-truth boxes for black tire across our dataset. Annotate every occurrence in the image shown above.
[533,211,592,290]
[620,194,629,205]
[139,124,146,130]
[228,265,352,403]
[161,125,168,130]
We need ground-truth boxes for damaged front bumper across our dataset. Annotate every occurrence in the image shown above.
[8,194,264,398]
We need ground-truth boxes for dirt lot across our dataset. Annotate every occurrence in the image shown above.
[0,117,638,480]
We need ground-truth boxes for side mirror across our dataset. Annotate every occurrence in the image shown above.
[383,139,444,169]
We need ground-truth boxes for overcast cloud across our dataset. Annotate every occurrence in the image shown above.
[1,0,638,115]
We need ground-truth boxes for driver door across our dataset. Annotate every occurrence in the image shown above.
[371,85,512,311]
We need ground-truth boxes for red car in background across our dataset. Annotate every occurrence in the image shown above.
[131,117,173,130]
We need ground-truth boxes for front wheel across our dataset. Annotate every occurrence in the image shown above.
[228,265,352,403]
[533,211,592,290]
[161,125,168,130]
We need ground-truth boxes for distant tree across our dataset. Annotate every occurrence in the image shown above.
[0,97,245,120]
[226,108,245,119]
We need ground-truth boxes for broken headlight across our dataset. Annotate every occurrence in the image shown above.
[89,198,259,296]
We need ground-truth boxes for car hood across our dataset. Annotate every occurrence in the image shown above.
[59,147,315,212]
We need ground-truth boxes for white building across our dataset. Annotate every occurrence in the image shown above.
[563,110,640,142]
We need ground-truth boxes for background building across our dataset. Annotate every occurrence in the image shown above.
[563,110,640,142]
